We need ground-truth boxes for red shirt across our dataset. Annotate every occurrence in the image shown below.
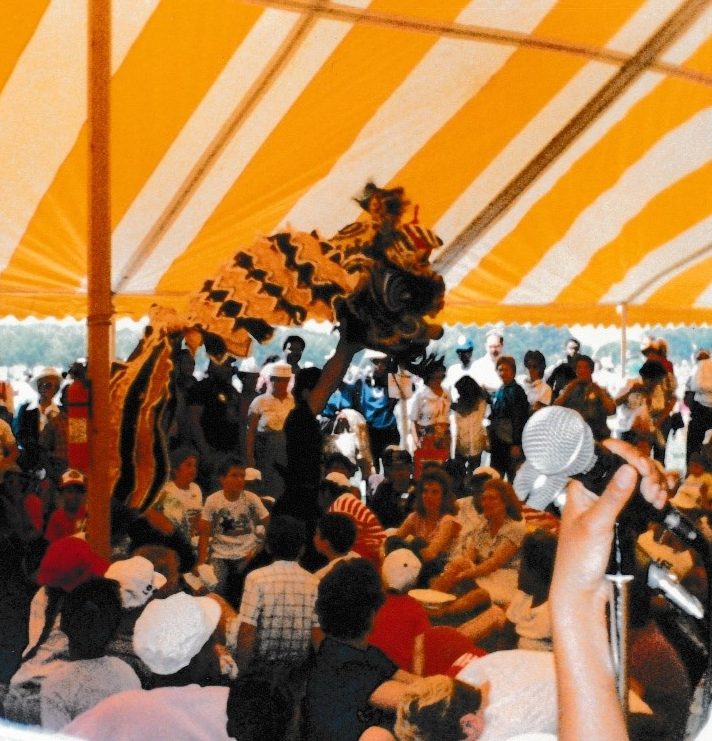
[45,505,87,542]
[369,593,431,670]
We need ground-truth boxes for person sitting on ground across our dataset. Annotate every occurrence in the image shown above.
[369,548,431,674]
[236,515,321,673]
[391,467,461,585]
[5,548,163,724]
[302,559,421,741]
[197,455,269,607]
[456,529,557,652]
[430,479,525,624]
[325,470,387,567]
[44,469,87,543]
[40,578,141,730]
[368,447,414,529]
[3,537,109,726]
[313,512,360,580]
[395,674,485,741]
[149,447,203,544]
[64,592,228,740]
[323,408,374,483]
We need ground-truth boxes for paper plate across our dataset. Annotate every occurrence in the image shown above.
[408,588,456,607]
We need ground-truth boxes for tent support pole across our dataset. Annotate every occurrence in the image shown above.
[619,303,628,380]
[86,0,112,558]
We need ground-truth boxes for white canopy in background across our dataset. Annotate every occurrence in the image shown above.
[2,0,712,329]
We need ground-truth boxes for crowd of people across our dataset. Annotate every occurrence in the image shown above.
[0,323,712,739]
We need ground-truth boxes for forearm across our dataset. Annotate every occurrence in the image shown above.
[553,599,627,741]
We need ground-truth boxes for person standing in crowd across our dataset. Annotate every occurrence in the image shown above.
[451,376,489,477]
[354,351,400,473]
[15,367,65,478]
[685,348,712,463]
[546,337,581,401]
[554,354,615,441]
[640,338,677,462]
[255,334,305,393]
[471,329,504,401]
[197,456,269,606]
[410,356,451,455]
[274,322,363,570]
[521,349,552,414]
[246,363,294,500]
[615,359,670,459]
[488,356,529,480]
[443,336,475,402]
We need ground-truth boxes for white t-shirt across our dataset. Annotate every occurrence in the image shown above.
[152,480,203,539]
[41,656,141,730]
[248,393,295,432]
[201,489,268,560]
[411,385,451,429]
[64,685,230,741]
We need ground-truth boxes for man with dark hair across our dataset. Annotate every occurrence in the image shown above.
[368,447,414,528]
[547,337,581,401]
[40,578,141,729]
[304,559,420,741]
[313,513,359,580]
[282,335,306,374]
[236,515,321,672]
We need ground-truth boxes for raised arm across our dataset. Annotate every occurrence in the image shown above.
[306,331,363,417]
[551,442,668,741]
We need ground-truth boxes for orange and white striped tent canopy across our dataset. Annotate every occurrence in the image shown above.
[3,0,712,327]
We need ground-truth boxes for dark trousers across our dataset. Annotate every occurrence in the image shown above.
[367,425,400,473]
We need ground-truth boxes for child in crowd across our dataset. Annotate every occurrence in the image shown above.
[198,456,269,605]
[457,529,557,652]
[40,578,141,729]
[303,559,421,741]
[313,512,359,580]
[150,447,203,542]
[369,548,431,673]
[44,469,87,542]
[324,471,387,567]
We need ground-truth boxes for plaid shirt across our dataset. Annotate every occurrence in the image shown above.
[239,560,319,665]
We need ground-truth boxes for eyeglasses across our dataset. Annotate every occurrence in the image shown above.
[38,381,56,390]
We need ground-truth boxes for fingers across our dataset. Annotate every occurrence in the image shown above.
[564,463,637,528]
[600,438,668,510]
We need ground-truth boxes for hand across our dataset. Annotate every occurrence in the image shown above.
[551,440,667,613]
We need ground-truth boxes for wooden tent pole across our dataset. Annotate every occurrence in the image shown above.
[86,0,112,558]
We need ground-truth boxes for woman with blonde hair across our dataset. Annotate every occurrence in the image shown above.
[395,675,484,741]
